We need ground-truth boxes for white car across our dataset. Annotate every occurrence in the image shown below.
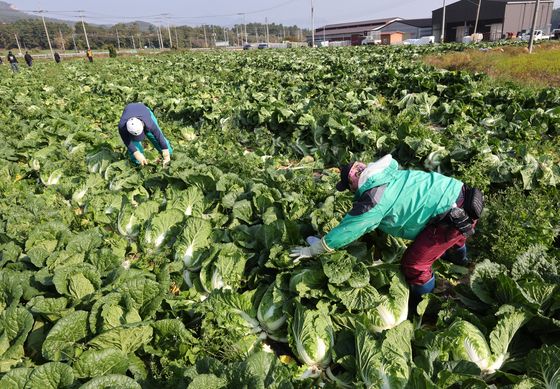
[403,36,435,45]
[520,30,550,41]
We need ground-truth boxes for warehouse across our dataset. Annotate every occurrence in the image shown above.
[313,17,401,45]
[432,0,554,42]
[313,17,433,45]
[375,18,433,39]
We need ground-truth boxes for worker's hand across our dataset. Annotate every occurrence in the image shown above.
[289,236,327,263]
[133,151,149,166]
[162,149,171,167]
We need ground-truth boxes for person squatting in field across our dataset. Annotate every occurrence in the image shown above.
[290,154,484,312]
[118,102,173,167]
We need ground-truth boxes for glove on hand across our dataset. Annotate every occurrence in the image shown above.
[133,151,149,166]
[162,149,170,166]
[449,207,474,237]
[290,236,327,263]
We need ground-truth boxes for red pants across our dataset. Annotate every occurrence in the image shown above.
[401,221,470,285]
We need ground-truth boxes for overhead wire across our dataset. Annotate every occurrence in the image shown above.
[19,0,301,25]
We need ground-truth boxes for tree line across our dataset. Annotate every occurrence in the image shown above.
[0,19,310,50]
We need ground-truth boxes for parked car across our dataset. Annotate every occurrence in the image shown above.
[520,30,550,41]
[403,36,435,45]
[257,43,268,49]
[242,43,253,50]
[551,29,560,39]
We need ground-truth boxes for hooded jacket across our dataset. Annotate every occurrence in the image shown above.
[118,103,168,154]
[323,155,463,251]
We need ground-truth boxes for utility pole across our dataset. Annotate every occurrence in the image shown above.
[157,25,163,49]
[58,29,65,51]
[131,35,136,50]
[528,0,541,53]
[265,17,270,44]
[167,24,173,49]
[58,28,66,51]
[241,13,247,44]
[203,25,208,48]
[441,0,447,43]
[473,0,482,35]
[311,0,315,47]
[255,26,258,43]
[175,27,180,49]
[14,33,22,55]
[72,33,77,52]
[80,13,90,50]
[116,29,121,50]
[41,12,55,59]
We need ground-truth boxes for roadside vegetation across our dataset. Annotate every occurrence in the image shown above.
[424,41,560,87]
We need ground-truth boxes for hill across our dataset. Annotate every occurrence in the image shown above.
[0,0,37,22]
[0,1,78,25]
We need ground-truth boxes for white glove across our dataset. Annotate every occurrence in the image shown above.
[133,151,149,166]
[290,236,328,263]
[162,149,171,166]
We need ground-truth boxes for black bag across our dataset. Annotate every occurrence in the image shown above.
[463,187,484,220]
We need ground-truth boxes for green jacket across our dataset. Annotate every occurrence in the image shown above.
[323,155,463,250]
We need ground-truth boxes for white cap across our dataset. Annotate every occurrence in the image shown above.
[126,117,144,136]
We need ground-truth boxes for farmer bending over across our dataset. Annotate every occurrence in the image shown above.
[290,154,483,310]
[118,102,173,167]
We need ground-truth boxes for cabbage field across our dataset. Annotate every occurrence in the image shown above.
[0,45,559,388]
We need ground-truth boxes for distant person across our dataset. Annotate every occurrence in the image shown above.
[24,51,33,67]
[86,48,93,63]
[118,102,173,167]
[54,52,61,63]
[7,51,19,73]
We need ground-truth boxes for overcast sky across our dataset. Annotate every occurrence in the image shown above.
[7,0,560,27]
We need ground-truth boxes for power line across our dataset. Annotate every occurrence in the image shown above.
[21,0,300,24]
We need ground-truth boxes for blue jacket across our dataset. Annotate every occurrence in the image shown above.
[118,103,168,154]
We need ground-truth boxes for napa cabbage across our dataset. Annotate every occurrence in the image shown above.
[167,186,205,216]
[356,321,413,389]
[361,274,409,333]
[257,282,288,341]
[446,310,529,374]
[117,201,160,238]
[174,217,212,270]
[289,303,334,374]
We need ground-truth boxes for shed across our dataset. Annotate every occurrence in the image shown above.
[432,0,553,42]
[376,18,433,39]
[380,31,404,45]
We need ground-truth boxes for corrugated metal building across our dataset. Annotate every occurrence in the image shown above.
[375,18,433,39]
[432,0,554,42]
[313,17,401,45]
[313,17,432,45]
